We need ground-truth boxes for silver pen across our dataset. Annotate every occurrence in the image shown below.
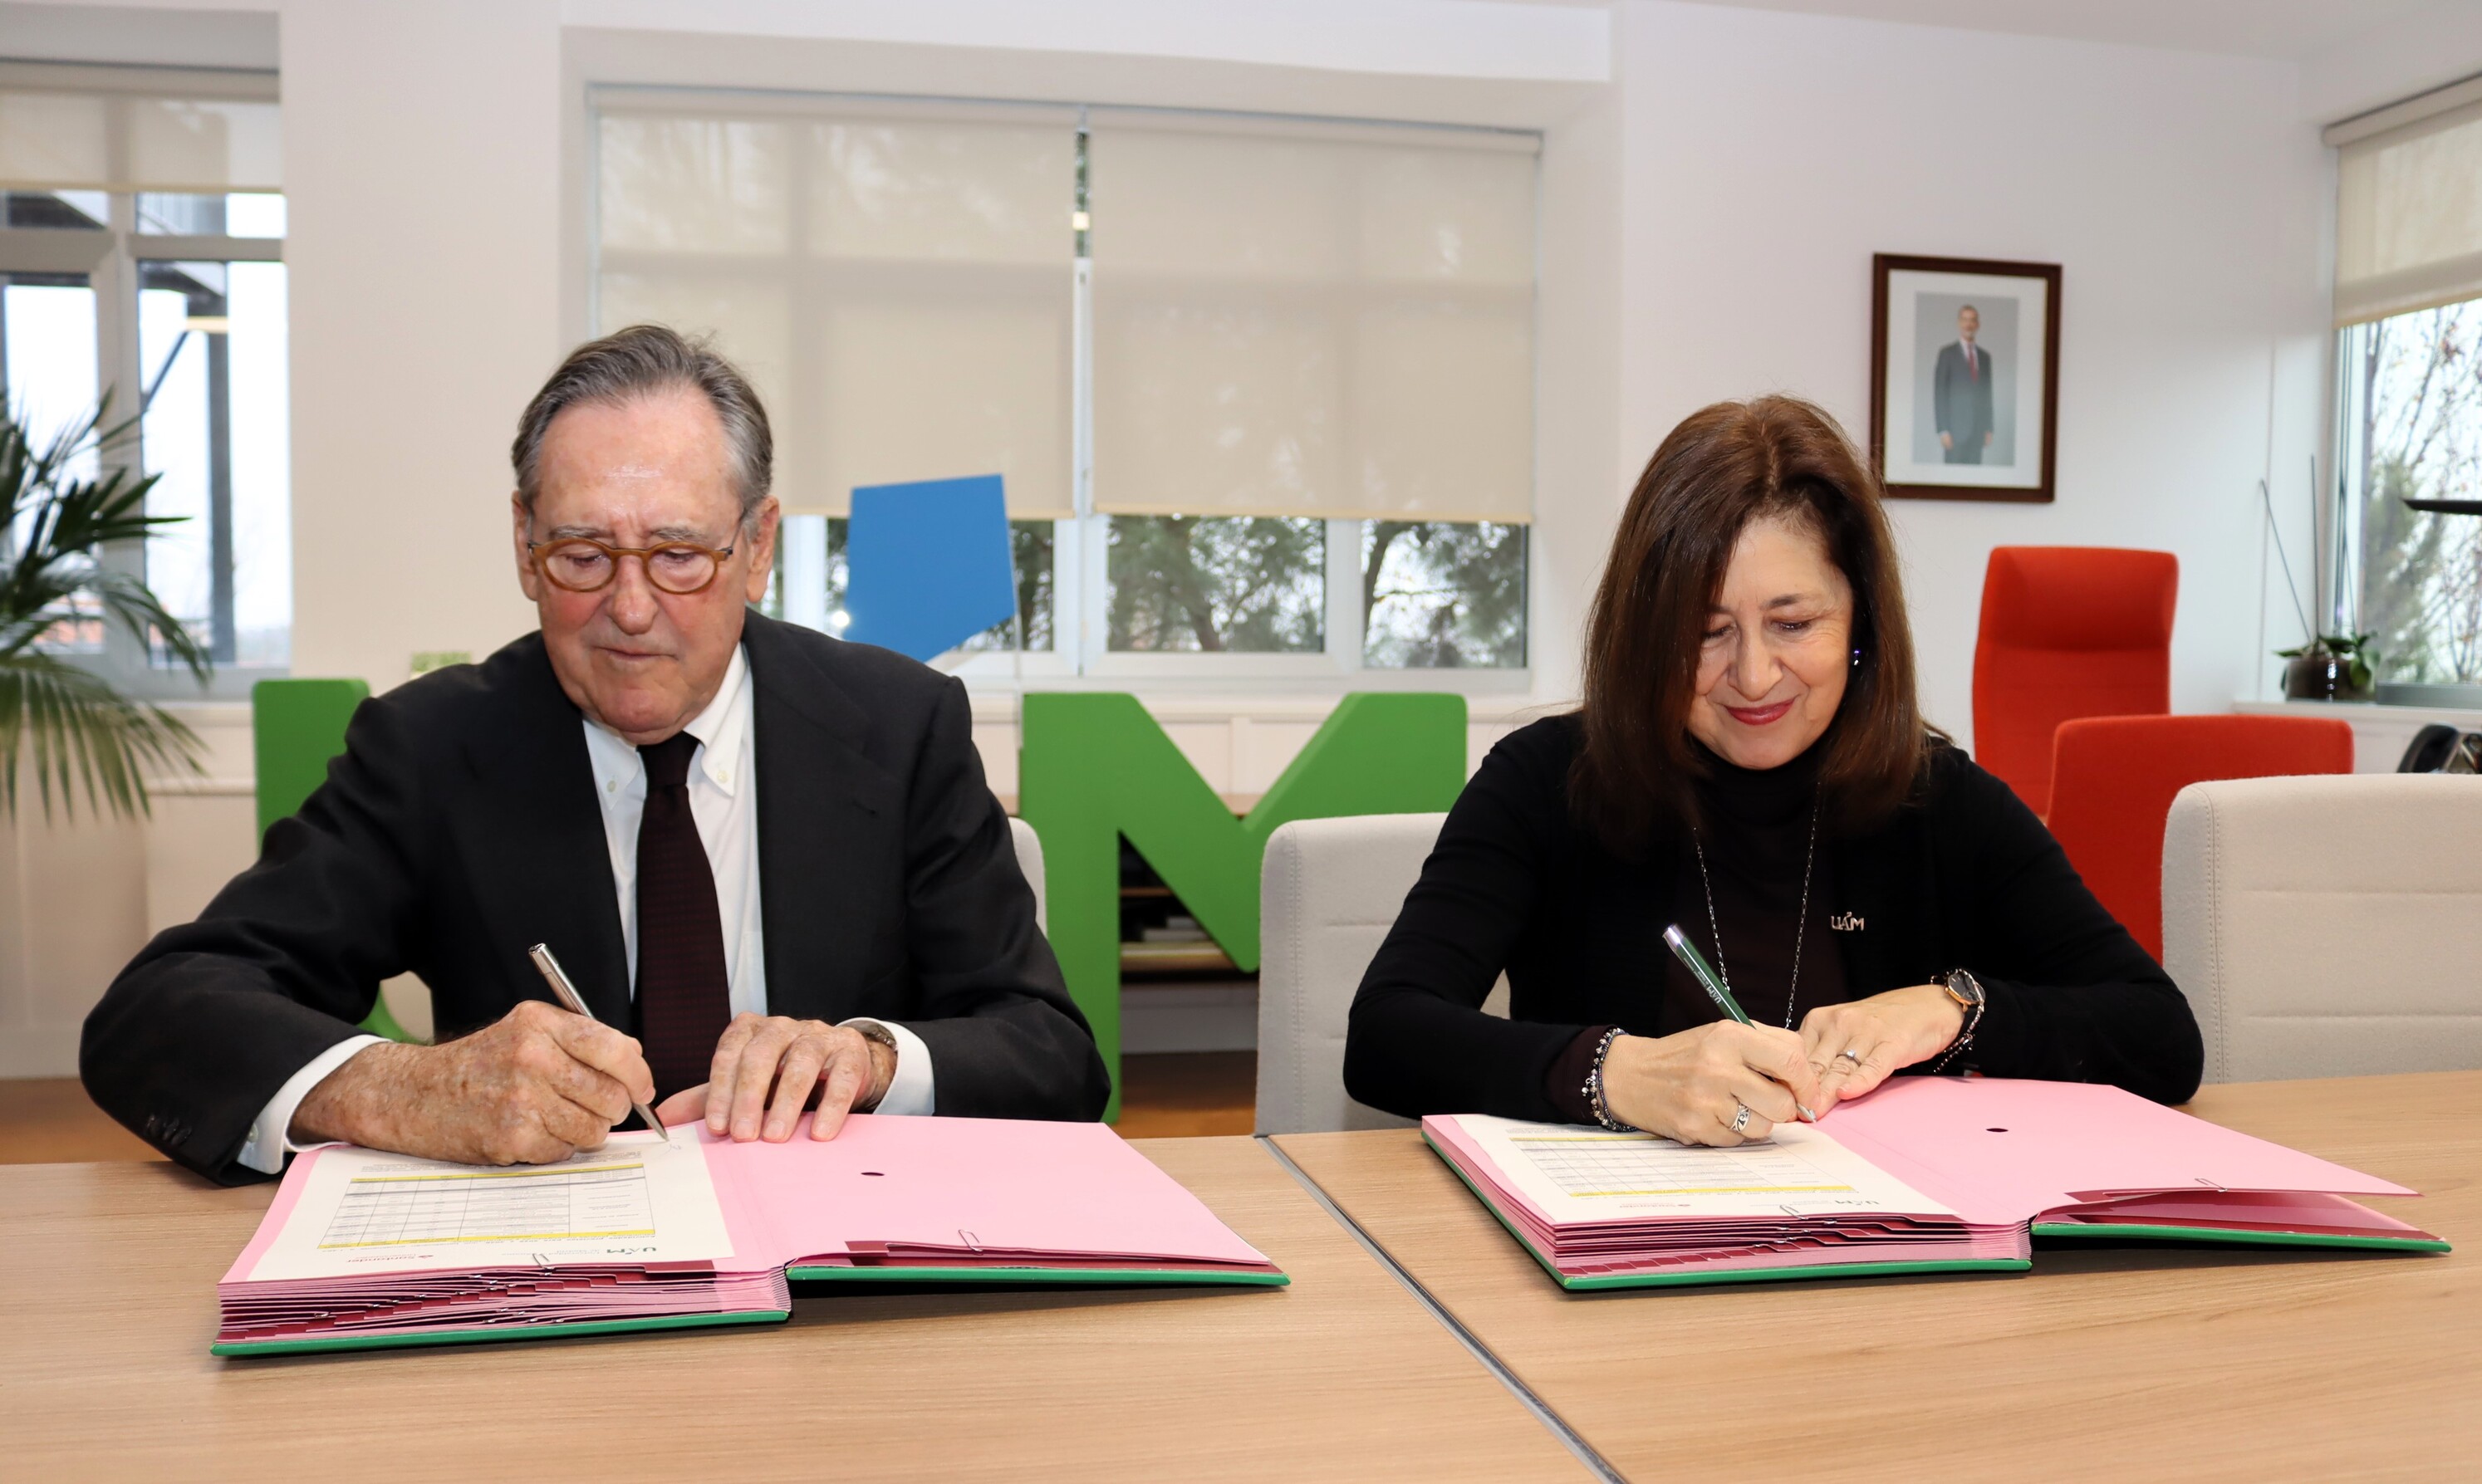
[527,943,670,1146]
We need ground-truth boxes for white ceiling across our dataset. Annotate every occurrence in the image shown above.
[1510,0,2460,64]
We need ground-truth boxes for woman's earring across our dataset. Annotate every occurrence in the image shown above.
[1851,649,1862,669]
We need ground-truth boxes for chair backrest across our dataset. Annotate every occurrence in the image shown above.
[2047,714,2353,961]
[2163,774,2482,1082]
[1256,813,1446,1134]
[251,678,370,840]
[1007,815,1046,933]
[251,678,418,1041]
[1972,546,2177,816]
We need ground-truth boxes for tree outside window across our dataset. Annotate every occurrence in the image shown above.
[2351,302,2482,685]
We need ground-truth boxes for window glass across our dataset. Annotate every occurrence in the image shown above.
[135,191,285,238]
[1361,520,1526,668]
[136,267,213,635]
[3,189,106,230]
[955,522,1056,652]
[1107,515,1323,653]
[136,257,291,665]
[2349,301,2482,686]
[2,275,99,461]
[1,272,102,650]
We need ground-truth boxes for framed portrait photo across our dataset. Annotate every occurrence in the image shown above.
[1870,254,2061,502]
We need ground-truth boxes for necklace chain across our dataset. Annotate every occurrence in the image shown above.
[1688,789,1821,1031]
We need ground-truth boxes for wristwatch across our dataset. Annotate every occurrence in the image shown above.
[846,1019,900,1112]
[1930,967,1985,1071]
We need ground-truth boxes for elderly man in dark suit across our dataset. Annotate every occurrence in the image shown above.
[83,325,1106,1183]
[1933,304,1997,464]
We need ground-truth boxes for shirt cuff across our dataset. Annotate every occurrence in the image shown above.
[841,1018,934,1117]
[235,1035,388,1174]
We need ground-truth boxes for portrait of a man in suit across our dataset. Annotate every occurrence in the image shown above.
[1933,304,1998,464]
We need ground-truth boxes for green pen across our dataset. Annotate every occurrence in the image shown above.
[1662,923,1817,1122]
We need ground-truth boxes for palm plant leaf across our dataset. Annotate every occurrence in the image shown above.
[1,394,212,820]
[0,652,202,820]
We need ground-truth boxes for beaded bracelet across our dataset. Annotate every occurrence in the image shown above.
[1582,1026,1637,1132]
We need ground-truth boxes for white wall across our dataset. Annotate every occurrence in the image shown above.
[281,0,562,690]
[1615,2,2333,748]
[2303,1,2482,125]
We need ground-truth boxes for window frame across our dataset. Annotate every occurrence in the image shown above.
[586,89,1538,693]
[1,193,288,701]
[1,61,287,699]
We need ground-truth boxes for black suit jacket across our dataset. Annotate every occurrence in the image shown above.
[1933,340,1997,445]
[1343,718,2202,1123]
[82,612,1108,1183]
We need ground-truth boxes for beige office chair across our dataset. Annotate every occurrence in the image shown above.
[1257,814,1508,1134]
[1007,815,1046,931]
[2162,774,2482,1082]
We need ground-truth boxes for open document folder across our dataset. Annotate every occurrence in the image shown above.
[1425,1077,2448,1291]
[214,1114,1283,1355]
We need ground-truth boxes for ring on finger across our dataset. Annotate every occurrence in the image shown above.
[1729,1101,1752,1134]
[1837,1048,1864,1065]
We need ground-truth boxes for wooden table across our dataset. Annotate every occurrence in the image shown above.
[0,1137,1588,1482]
[1278,1071,2482,1484]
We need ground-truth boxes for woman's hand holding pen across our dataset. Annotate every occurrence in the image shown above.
[1598,1023,1824,1146]
[1798,987,1965,1112]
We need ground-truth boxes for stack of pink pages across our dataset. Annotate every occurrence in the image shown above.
[1424,1077,2447,1291]
[215,1114,1283,1355]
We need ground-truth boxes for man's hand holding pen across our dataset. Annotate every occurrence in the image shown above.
[290,999,657,1165]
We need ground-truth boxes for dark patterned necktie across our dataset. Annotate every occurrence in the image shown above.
[634,732,731,1100]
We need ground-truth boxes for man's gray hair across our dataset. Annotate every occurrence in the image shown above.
[511,324,773,523]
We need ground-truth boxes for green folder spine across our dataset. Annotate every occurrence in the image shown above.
[212,1306,789,1358]
[787,1265,1288,1286]
[2028,1221,2450,1253]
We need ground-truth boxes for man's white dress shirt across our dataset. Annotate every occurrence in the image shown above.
[238,644,933,1173]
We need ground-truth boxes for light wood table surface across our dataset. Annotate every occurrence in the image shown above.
[0,1135,1588,1483]
[1278,1071,2482,1484]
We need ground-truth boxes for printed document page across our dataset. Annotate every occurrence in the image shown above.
[245,1131,734,1281]
[1459,1115,1959,1222]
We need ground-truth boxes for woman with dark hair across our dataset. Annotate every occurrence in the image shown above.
[1343,397,2200,1144]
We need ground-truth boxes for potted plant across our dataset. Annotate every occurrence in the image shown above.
[2,396,209,820]
[2278,632,2378,703]
[2259,468,2380,703]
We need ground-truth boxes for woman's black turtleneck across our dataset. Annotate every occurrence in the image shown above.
[1654,739,1852,1035]
[1536,740,1856,1121]
[1343,713,2203,1124]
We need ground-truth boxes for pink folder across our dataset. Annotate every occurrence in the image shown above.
[1425,1077,2446,1291]
[214,1114,1283,1356]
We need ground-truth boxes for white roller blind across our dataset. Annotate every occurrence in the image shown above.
[0,67,280,193]
[594,95,1076,517]
[2334,94,2482,326]
[1090,116,1536,522]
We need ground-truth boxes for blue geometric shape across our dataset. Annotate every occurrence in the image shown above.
[844,474,1017,662]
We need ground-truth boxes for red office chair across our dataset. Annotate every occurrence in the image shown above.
[2044,714,2354,962]
[1972,546,2179,816]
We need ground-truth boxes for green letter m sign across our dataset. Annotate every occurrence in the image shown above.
[1018,693,1467,1120]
